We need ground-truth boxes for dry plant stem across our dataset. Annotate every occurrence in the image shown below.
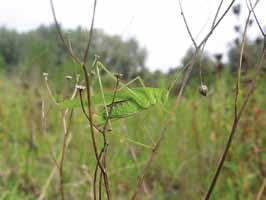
[50,0,81,65]
[247,0,266,51]
[212,0,224,27]
[203,11,265,200]
[44,77,58,105]
[59,109,74,200]
[82,65,109,192]
[50,0,112,198]
[77,0,112,198]
[247,0,264,36]
[176,0,236,103]
[97,77,120,200]
[130,126,168,200]
[83,0,97,64]
[199,0,236,47]
[203,47,265,200]
[256,179,266,200]
[38,77,79,200]
[130,1,236,199]
[78,90,104,133]
[198,0,225,85]
[178,0,197,48]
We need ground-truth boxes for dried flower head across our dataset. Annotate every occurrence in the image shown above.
[43,72,48,81]
[199,84,208,96]
[65,75,73,80]
[114,73,123,80]
[76,85,86,91]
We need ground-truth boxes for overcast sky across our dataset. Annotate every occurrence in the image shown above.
[0,0,265,71]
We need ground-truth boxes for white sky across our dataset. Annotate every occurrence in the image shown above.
[0,0,265,72]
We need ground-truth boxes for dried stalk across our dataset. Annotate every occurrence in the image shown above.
[203,6,265,198]
[130,1,236,199]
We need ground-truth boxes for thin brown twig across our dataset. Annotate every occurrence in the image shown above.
[38,75,79,200]
[176,0,236,105]
[130,1,236,199]
[83,0,98,65]
[199,0,236,47]
[58,109,74,200]
[98,75,121,200]
[78,89,104,133]
[198,0,225,85]
[50,0,81,65]
[178,0,197,48]
[82,69,109,194]
[204,12,254,200]
[130,125,168,200]
[247,0,266,51]
[75,1,113,198]
[212,0,225,28]
[43,74,58,105]
[256,179,266,200]
[247,0,264,36]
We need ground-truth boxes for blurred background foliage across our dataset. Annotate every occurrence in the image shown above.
[0,3,266,200]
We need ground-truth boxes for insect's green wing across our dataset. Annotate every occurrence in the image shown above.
[103,100,144,119]
[58,91,130,109]
[99,87,168,122]
[122,87,168,108]
[59,88,168,122]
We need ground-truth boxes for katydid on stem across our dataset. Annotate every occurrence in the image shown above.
[59,59,179,127]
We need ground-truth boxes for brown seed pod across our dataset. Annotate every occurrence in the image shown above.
[199,84,208,96]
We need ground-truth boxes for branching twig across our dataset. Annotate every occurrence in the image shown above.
[83,0,98,65]
[130,1,237,199]
[199,0,236,47]
[97,75,120,200]
[38,76,79,200]
[78,89,104,133]
[130,125,168,200]
[178,0,197,48]
[50,0,82,65]
[203,8,266,199]
[247,0,264,36]
[58,109,74,200]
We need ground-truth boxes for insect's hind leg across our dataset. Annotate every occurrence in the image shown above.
[118,76,146,91]
[95,60,146,90]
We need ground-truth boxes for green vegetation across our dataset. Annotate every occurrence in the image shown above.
[0,68,265,199]
[0,2,266,200]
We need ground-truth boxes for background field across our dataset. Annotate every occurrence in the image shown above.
[0,2,266,200]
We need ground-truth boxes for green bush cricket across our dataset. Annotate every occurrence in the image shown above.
[59,59,181,128]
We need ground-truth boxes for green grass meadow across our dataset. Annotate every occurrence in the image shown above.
[0,70,265,199]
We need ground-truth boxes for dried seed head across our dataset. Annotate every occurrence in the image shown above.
[76,85,86,91]
[114,73,123,80]
[43,72,48,81]
[199,84,208,96]
[65,75,72,80]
